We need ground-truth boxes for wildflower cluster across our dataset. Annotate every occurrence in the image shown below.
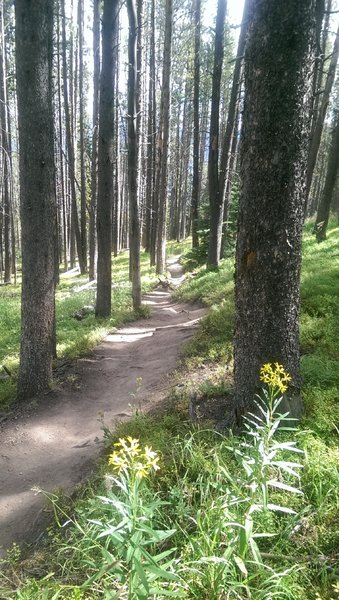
[108,436,160,479]
[260,362,292,394]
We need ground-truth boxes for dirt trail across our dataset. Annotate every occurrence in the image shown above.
[0,258,205,558]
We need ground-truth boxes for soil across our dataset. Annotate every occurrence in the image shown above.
[0,257,206,559]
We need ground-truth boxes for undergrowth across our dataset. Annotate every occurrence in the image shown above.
[0,224,338,598]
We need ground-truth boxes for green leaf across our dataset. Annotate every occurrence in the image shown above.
[267,480,303,494]
[234,554,248,576]
[266,503,297,514]
[249,537,262,564]
[145,564,179,582]
[133,556,150,594]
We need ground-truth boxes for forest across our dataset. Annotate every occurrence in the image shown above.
[0,0,339,597]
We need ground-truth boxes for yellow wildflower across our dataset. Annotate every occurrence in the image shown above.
[260,363,291,394]
[108,451,128,473]
[144,446,160,471]
[114,437,140,457]
[134,462,149,479]
[108,439,160,479]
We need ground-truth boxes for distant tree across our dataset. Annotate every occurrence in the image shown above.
[306,23,339,206]
[0,0,11,283]
[191,0,201,249]
[89,0,100,281]
[315,110,339,240]
[233,0,315,421]
[219,0,251,258]
[126,0,142,310]
[61,0,86,274]
[155,0,173,274]
[77,0,87,273]
[16,0,57,398]
[96,0,118,317]
[207,0,226,269]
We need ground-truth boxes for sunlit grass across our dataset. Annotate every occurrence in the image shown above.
[1,226,338,598]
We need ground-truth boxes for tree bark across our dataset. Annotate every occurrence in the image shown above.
[234,0,315,421]
[78,0,87,273]
[0,0,11,283]
[155,0,173,275]
[61,0,86,274]
[96,0,118,317]
[191,0,201,249]
[16,0,57,399]
[127,0,142,311]
[89,0,100,280]
[207,0,227,269]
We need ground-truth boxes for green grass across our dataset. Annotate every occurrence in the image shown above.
[1,224,339,598]
[0,244,186,410]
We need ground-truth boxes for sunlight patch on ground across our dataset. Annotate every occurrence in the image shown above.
[105,329,155,343]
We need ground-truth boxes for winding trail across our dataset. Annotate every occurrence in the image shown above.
[0,258,205,558]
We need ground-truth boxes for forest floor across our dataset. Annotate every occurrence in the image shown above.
[0,257,206,558]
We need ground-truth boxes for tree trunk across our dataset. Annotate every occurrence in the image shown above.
[144,0,156,253]
[315,112,339,240]
[207,0,227,269]
[61,0,86,274]
[16,0,57,399]
[306,23,339,206]
[89,0,100,280]
[219,0,251,258]
[127,0,142,311]
[155,0,173,275]
[148,0,157,262]
[233,0,315,421]
[78,0,87,272]
[95,0,118,317]
[0,0,11,283]
[191,0,201,249]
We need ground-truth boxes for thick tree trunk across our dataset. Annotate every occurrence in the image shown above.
[233,0,315,421]
[16,0,57,399]
[315,113,339,240]
[95,0,118,317]
[127,0,142,311]
[207,0,227,269]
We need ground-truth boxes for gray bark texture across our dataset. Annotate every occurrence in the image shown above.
[0,1,11,283]
[96,0,118,317]
[155,0,172,274]
[127,0,142,310]
[16,0,57,399]
[207,0,227,269]
[89,0,100,281]
[234,0,315,420]
[191,0,201,249]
